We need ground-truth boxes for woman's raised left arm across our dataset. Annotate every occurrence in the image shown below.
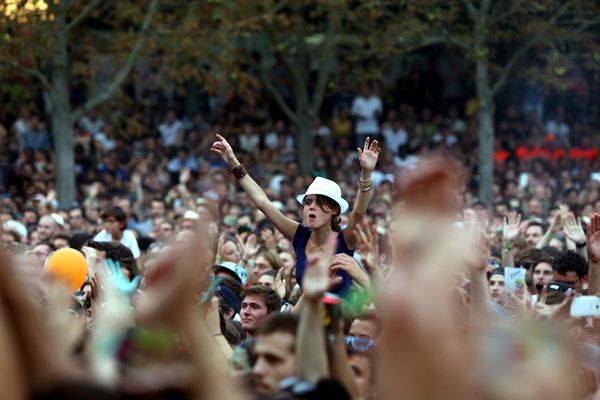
[343,137,380,248]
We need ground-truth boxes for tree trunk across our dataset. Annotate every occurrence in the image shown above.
[50,29,76,209]
[475,59,494,209]
[295,116,315,175]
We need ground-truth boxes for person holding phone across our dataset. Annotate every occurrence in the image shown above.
[211,134,380,295]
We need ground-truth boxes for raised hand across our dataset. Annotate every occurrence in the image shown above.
[587,214,600,263]
[216,233,226,262]
[242,233,260,261]
[563,212,586,246]
[502,211,522,244]
[104,259,140,297]
[179,167,191,185]
[506,289,532,319]
[261,228,277,251]
[354,221,380,276]
[210,134,237,165]
[330,253,370,289]
[549,210,562,231]
[357,137,380,173]
[463,209,490,273]
[136,225,214,327]
[559,204,570,226]
[274,268,287,299]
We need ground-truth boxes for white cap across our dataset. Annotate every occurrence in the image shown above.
[3,220,28,241]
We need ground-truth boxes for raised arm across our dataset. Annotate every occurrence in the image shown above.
[562,213,588,261]
[536,211,560,249]
[344,137,380,249]
[211,134,298,240]
[501,212,522,267]
[296,233,337,383]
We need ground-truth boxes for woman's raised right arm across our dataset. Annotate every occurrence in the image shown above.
[211,134,298,240]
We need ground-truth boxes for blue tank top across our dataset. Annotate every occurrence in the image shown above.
[292,224,354,296]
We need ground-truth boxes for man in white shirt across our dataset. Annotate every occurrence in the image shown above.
[239,122,260,153]
[93,206,140,259]
[79,109,105,135]
[545,107,570,139]
[351,84,382,146]
[158,110,184,148]
[382,120,408,154]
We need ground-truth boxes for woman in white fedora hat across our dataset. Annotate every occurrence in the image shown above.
[211,134,380,294]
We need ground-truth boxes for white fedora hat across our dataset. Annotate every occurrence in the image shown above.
[296,177,349,214]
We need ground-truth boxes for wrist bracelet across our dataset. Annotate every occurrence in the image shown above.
[576,241,587,248]
[230,164,247,179]
[359,180,373,192]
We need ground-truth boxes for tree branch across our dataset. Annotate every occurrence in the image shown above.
[63,0,103,33]
[256,58,299,125]
[491,35,538,95]
[0,62,59,107]
[463,0,478,17]
[311,14,338,112]
[72,0,159,120]
[560,19,600,42]
[491,0,592,96]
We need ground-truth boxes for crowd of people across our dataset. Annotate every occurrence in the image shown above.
[1,80,600,399]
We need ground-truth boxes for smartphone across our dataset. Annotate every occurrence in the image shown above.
[547,281,574,295]
[570,296,600,317]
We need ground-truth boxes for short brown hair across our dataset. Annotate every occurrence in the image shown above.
[241,285,281,314]
[257,312,298,338]
[257,250,283,271]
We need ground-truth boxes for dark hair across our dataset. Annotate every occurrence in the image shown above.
[221,320,245,346]
[310,195,342,232]
[516,248,544,270]
[526,221,546,233]
[100,206,127,231]
[531,247,558,272]
[488,267,505,280]
[241,285,281,314]
[69,232,93,251]
[87,240,139,278]
[220,276,243,299]
[257,312,299,338]
[555,251,588,279]
[52,232,71,242]
[256,218,275,234]
[68,206,86,217]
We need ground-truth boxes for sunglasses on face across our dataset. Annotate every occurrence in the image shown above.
[345,335,375,353]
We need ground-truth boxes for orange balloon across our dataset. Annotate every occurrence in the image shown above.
[45,248,87,292]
